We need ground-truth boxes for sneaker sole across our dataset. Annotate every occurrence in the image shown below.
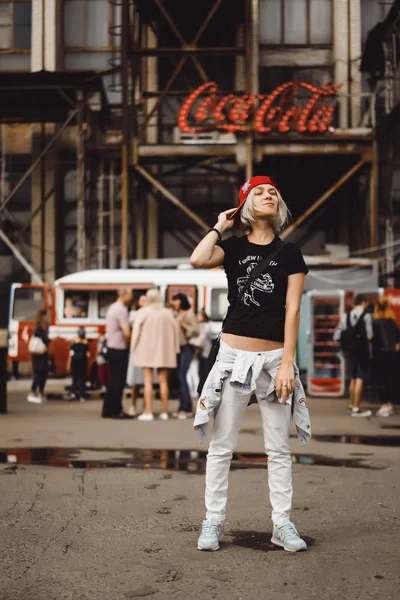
[197,534,223,552]
[197,543,220,551]
[271,537,307,552]
[350,412,372,418]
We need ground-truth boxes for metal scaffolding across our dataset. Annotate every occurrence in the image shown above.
[2,0,394,281]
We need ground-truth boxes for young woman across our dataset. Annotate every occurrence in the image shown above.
[127,293,148,416]
[373,298,400,417]
[171,293,199,419]
[190,175,311,553]
[27,309,50,404]
[186,310,214,402]
[131,288,180,421]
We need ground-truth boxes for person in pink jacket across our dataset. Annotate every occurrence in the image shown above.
[131,288,180,421]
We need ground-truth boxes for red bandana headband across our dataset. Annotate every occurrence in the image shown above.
[228,176,279,227]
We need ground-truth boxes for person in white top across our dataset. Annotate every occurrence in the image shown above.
[186,310,214,400]
[127,293,147,416]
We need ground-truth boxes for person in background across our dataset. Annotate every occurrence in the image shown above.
[127,293,148,417]
[96,333,110,391]
[171,293,199,419]
[67,327,91,402]
[131,288,180,421]
[27,309,50,404]
[334,293,373,417]
[102,287,134,419]
[187,310,213,401]
[373,298,400,417]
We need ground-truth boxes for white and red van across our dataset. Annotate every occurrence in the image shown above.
[8,267,228,375]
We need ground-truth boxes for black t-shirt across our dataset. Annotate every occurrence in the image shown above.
[70,340,89,363]
[217,235,308,342]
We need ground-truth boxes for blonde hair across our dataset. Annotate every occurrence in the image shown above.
[146,287,162,309]
[374,298,396,320]
[240,186,290,232]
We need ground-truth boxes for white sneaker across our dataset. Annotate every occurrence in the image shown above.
[177,412,193,420]
[138,413,154,422]
[350,407,372,417]
[159,412,169,421]
[271,521,307,552]
[128,405,137,417]
[376,405,395,417]
[27,393,44,404]
[197,518,224,551]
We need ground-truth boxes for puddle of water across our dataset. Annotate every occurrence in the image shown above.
[0,448,383,471]
[228,529,315,552]
[308,434,400,447]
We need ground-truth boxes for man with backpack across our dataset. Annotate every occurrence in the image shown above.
[334,294,373,417]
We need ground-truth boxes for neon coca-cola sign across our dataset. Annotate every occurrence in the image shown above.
[177,81,342,134]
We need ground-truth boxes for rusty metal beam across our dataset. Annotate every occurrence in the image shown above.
[130,47,244,55]
[0,109,78,217]
[0,228,43,283]
[281,160,365,239]
[135,164,209,231]
[140,0,225,136]
[154,0,209,82]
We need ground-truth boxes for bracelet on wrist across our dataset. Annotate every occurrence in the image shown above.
[207,227,222,242]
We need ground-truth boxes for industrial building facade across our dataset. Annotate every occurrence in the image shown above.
[0,0,399,290]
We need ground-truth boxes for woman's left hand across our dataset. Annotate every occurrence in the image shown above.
[275,362,295,402]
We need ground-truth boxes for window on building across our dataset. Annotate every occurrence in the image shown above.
[0,0,31,50]
[260,66,334,94]
[63,0,120,71]
[63,0,116,49]
[260,0,333,46]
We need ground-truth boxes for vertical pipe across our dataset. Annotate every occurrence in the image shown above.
[109,159,116,268]
[120,0,130,268]
[369,142,379,248]
[244,0,259,180]
[98,158,104,268]
[76,92,86,271]
[40,123,46,278]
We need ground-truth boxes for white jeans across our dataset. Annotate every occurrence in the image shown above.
[205,354,292,524]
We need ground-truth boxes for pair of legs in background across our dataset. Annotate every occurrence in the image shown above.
[348,354,372,417]
[31,371,48,396]
[138,368,170,421]
[178,344,195,415]
[373,350,396,417]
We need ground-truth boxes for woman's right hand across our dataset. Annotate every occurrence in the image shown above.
[215,208,237,234]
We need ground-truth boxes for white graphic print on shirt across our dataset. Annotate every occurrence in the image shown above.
[237,260,274,307]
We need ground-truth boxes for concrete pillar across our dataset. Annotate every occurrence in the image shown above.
[30,0,60,283]
[333,0,349,129]
[31,0,61,72]
[349,0,362,127]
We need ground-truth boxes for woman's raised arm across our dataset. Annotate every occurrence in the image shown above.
[190,209,235,269]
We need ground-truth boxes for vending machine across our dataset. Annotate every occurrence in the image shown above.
[307,290,346,397]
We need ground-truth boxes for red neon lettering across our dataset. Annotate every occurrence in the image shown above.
[177,81,342,134]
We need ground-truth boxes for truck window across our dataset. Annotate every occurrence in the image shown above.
[64,291,89,318]
[211,289,229,321]
[98,291,117,318]
[12,288,45,321]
